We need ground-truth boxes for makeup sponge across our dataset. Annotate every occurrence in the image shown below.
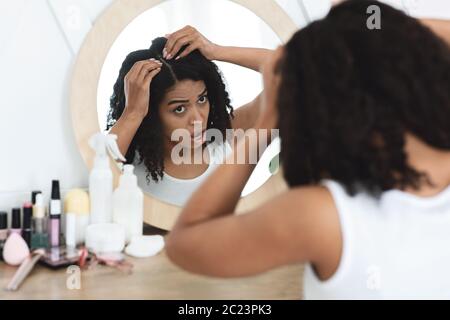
[3,233,30,266]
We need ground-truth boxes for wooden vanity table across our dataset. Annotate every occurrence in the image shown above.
[0,252,303,300]
[0,226,304,300]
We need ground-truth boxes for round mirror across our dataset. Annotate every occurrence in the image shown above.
[70,0,297,229]
[97,0,281,206]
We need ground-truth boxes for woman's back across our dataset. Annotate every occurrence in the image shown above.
[275,1,450,298]
[305,177,450,299]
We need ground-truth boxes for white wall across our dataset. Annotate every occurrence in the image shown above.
[0,0,111,212]
[1,0,449,215]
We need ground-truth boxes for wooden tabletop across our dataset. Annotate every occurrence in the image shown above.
[0,251,303,300]
[1,226,303,299]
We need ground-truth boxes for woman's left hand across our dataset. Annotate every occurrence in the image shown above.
[163,25,218,60]
[256,46,284,131]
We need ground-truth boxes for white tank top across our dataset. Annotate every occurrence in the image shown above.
[304,179,450,299]
[133,141,232,206]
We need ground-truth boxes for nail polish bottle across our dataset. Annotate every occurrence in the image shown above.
[10,208,22,236]
[22,202,32,248]
[0,212,7,261]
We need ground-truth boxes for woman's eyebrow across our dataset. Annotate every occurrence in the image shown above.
[167,88,207,105]
[198,88,207,97]
[168,99,189,105]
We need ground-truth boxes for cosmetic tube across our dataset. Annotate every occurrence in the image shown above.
[64,189,90,246]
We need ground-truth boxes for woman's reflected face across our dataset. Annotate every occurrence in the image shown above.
[158,79,210,149]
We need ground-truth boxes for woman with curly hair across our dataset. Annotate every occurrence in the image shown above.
[166,0,450,299]
[108,27,271,205]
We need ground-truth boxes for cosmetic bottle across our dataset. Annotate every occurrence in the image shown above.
[113,165,144,243]
[49,180,61,247]
[31,193,49,249]
[31,190,42,205]
[10,208,21,235]
[22,202,32,248]
[88,133,126,224]
[0,212,7,260]
[64,189,90,247]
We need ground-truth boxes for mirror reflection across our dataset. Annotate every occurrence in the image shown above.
[98,0,281,206]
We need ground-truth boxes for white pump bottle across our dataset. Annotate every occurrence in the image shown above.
[88,133,126,224]
[113,164,144,243]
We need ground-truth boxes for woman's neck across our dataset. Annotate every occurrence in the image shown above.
[163,144,210,179]
[403,133,450,196]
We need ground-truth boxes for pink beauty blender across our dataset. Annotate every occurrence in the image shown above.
[3,233,30,266]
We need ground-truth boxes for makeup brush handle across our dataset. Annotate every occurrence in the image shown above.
[5,251,44,291]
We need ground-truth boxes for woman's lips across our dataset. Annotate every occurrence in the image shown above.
[191,129,206,143]
[191,129,206,137]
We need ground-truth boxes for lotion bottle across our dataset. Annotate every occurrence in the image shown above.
[113,164,143,243]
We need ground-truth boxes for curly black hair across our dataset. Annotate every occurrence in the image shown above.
[107,37,234,182]
[278,0,450,196]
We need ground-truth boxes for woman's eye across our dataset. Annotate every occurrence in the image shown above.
[198,95,208,104]
[173,106,186,114]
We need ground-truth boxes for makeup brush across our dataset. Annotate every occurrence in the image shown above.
[5,249,45,291]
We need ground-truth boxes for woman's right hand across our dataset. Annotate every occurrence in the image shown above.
[123,58,162,120]
[163,25,218,61]
[256,46,284,131]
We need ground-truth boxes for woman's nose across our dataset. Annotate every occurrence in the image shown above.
[190,107,204,124]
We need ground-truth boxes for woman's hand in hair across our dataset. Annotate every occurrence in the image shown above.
[123,59,162,120]
[163,25,217,61]
[255,47,284,131]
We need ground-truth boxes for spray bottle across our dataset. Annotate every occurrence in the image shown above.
[88,133,126,224]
